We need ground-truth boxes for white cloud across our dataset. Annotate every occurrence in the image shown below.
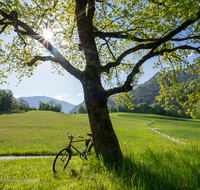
[14,95,21,99]
[64,94,68,98]
[54,94,63,100]
[77,93,83,97]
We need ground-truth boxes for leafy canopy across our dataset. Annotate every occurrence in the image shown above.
[0,0,200,117]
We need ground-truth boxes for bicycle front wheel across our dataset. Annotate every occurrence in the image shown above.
[53,148,71,173]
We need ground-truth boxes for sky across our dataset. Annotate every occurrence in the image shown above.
[0,54,160,105]
[0,5,196,105]
[0,21,161,105]
[1,51,196,105]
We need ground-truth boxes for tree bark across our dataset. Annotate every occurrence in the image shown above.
[82,78,123,162]
[75,0,123,162]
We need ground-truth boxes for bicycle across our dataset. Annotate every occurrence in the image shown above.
[53,131,93,173]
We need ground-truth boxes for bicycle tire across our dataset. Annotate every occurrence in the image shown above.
[53,148,71,173]
[88,142,93,153]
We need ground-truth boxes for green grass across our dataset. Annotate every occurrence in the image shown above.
[0,111,200,189]
[0,144,199,189]
[0,111,200,155]
[0,111,91,156]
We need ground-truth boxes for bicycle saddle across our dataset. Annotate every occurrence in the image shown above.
[86,133,92,137]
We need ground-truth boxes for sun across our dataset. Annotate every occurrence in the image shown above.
[42,29,53,40]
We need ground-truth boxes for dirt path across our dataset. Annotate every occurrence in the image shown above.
[0,156,55,160]
[148,120,188,144]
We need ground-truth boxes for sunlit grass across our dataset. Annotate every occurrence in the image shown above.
[0,111,200,156]
[0,111,200,189]
[0,143,199,189]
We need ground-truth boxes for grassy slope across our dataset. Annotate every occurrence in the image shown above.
[0,111,200,189]
[0,111,200,155]
[0,111,91,155]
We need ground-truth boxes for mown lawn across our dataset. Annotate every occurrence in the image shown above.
[0,111,200,155]
[0,111,200,189]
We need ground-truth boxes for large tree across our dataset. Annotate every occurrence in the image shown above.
[0,0,200,161]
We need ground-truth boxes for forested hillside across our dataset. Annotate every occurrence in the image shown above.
[77,70,200,118]
[131,71,200,106]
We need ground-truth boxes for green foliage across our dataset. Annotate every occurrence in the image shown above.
[1,0,200,159]
[1,0,199,115]
[39,100,62,112]
[0,89,19,111]
[131,71,200,118]
[18,98,30,111]
[157,71,200,118]
[77,104,87,114]
[108,104,117,113]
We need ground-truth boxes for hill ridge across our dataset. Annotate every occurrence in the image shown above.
[17,96,76,113]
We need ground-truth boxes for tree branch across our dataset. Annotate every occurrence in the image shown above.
[170,35,200,41]
[94,31,157,42]
[106,48,157,96]
[154,45,200,55]
[101,11,200,74]
[95,12,200,44]
[0,10,34,32]
[154,12,200,47]
[106,42,200,97]
[101,43,155,73]
[87,0,95,26]
[0,9,82,81]
[0,22,11,34]
[26,56,59,66]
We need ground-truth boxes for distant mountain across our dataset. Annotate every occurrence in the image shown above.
[69,101,85,113]
[131,73,160,105]
[131,70,200,106]
[69,97,116,113]
[17,96,76,113]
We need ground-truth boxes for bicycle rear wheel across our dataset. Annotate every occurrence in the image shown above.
[53,148,71,173]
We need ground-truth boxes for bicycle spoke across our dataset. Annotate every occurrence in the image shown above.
[53,148,71,173]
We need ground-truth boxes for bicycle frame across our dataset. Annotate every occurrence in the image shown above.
[67,137,93,159]
[53,132,93,173]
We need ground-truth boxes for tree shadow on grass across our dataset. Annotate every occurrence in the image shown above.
[0,110,27,115]
[104,148,200,190]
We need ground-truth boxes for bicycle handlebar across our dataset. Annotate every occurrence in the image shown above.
[66,131,84,139]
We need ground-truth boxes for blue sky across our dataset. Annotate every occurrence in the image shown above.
[1,52,196,105]
[1,31,196,105]
[0,2,162,105]
[1,6,195,106]
[0,2,197,106]
[0,55,159,105]
[1,51,196,105]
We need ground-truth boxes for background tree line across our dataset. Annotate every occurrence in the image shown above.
[0,89,36,112]
[0,89,16,111]
[109,102,193,118]
[77,102,196,119]
[39,100,62,113]
[0,89,30,111]
[77,70,200,118]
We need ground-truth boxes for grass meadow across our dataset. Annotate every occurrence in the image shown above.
[0,111,200,189]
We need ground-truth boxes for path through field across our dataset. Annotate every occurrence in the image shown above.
[148,121,188,144]
[0,156,55,160]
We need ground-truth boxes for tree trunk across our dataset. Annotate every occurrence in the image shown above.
[82,78,123,162]
[75,0,122,162]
